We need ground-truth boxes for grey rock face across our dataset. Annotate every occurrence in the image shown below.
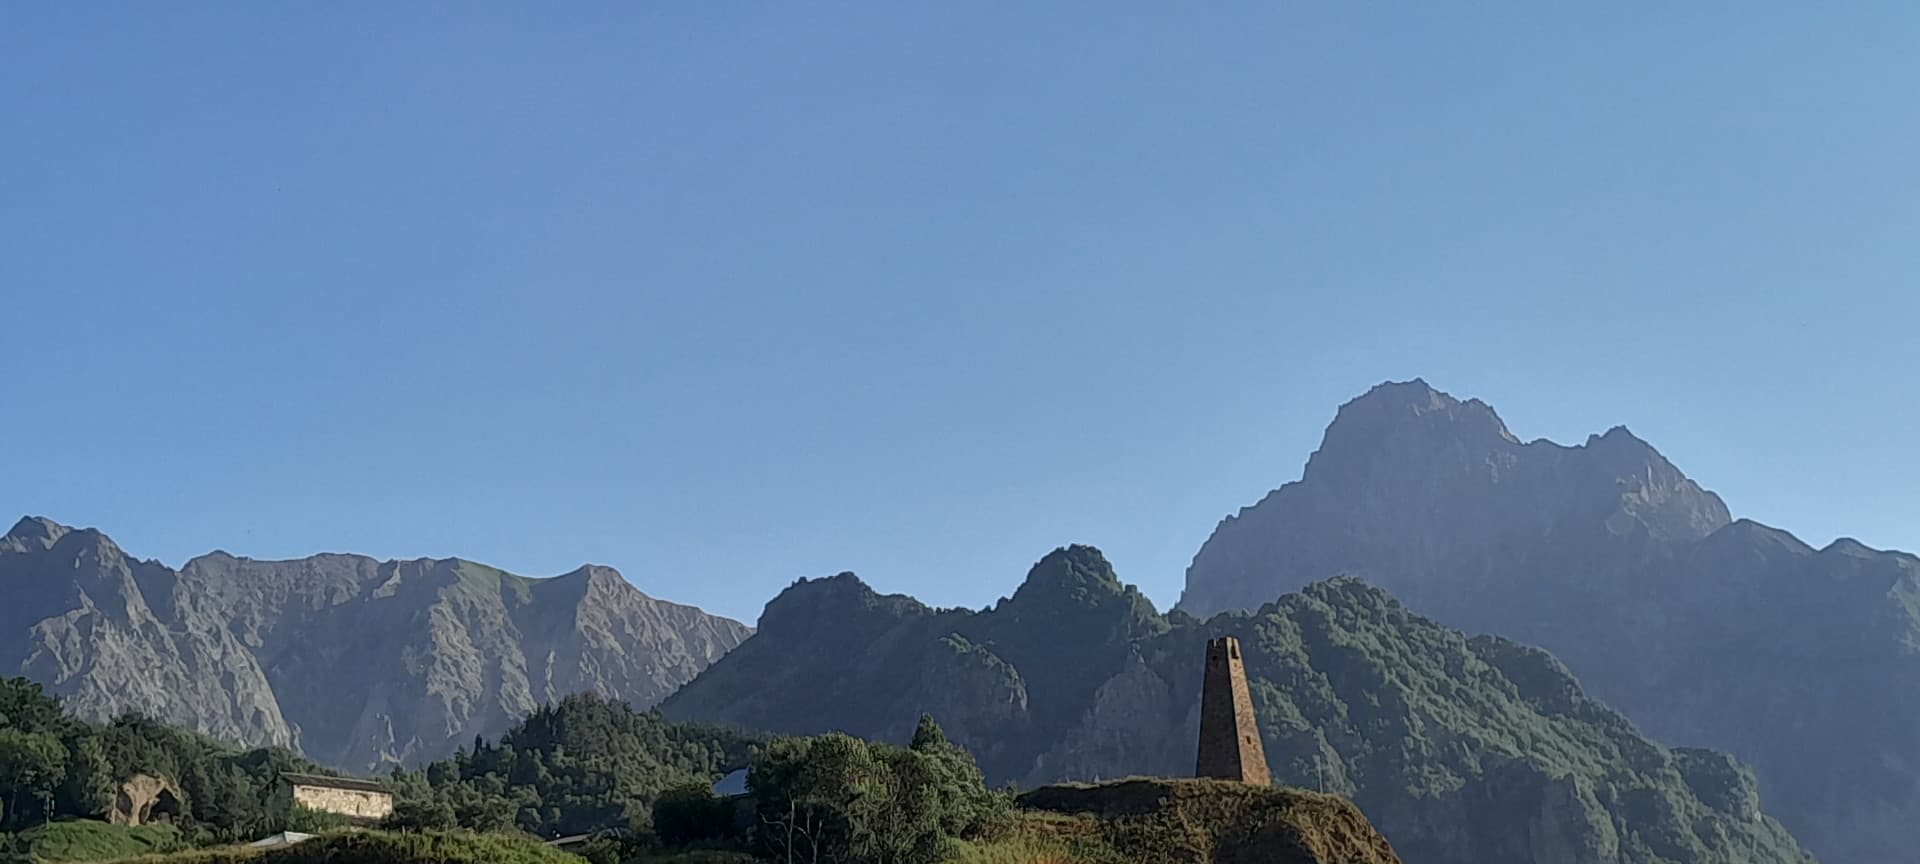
[1180,379,1730,625]
[0,517,750,772]
[0,521,292,749]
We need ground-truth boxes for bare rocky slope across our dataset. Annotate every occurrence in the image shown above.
[0,517,750,772]
[1179,379,1914,864]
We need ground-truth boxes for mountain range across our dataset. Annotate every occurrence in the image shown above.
[9,378,1918,864]
[661,546,1809,864]
[1177,380,1920,864]
[0,517,749,771]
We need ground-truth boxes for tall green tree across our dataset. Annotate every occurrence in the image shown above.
[0,729,68,828]
[0,679,63,735]
[55,734,115,819]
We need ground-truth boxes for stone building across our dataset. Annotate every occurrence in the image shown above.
[276,772,394,821]
[1195,635,1271,785]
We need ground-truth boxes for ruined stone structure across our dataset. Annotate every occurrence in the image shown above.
[108,774,183,826]
[1195,635,1271,784]
[277,772,394,821]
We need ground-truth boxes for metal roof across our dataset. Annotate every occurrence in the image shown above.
[713,768,750,797]
[247,832,315,849]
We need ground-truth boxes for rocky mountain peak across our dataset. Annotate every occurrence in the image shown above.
[547,563,659,605]
[24,522,132,574]
[1331,378,1515,442]
[1581,424,1686,479]
[757,572,930,636]
[4,515,73,552]
[1181,381,1732,619]
[1004,544,1126,609]
[1300,380,1518,487]
[1822,537,1880,558]
[1350,377,1450,409]
[577,563,634,590]
[1586,423,1641,446]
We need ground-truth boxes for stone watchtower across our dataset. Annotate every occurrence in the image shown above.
[1195,636,1271,785]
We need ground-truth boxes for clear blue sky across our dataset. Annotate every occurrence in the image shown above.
[5,4,1917,623]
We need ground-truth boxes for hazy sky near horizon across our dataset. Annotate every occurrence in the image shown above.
[5,4,1918,622]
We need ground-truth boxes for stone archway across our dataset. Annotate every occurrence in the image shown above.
[108,775,184,826]
[144,787,182,824]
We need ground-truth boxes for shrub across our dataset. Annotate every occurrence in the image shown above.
[650,783,736,847]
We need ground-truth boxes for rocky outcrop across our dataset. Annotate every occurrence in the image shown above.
[1024,651,1179,786]
[0,517,751,772]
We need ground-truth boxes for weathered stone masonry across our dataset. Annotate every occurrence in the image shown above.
[1195,635,1271,785]
[278,772,394,821]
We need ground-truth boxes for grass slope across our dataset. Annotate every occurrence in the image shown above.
[10,821,186,862]
[969,778,1403,864]
[97,831,577,864]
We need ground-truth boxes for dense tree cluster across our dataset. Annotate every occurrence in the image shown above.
[3,674,1011,864]
[0,677,319,845]
[746,715,1010,864]
[390,700,1008,864]
[387,693,758,839]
